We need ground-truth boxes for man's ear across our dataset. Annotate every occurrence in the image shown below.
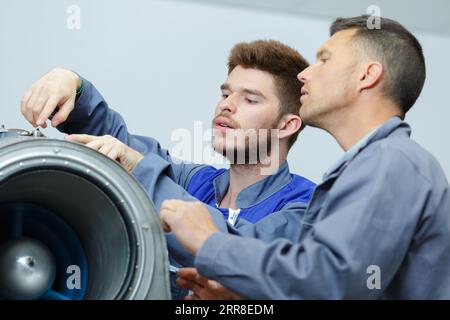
[358,61,383,92]
[277,114,302,140]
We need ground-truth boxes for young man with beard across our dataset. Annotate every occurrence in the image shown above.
[160,16,450,299]
[21,40,316,298]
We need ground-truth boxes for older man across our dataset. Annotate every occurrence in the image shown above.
[161,16,450,299]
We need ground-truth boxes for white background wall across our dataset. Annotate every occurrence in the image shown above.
[1,0,449,183]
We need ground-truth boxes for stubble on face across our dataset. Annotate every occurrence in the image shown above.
[212,116,281,165]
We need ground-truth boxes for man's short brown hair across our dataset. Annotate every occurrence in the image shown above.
[227,40,309,149]
[330,15,426,114]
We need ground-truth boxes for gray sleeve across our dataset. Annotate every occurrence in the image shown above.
[194,148,432,299]
[57,77,200,187]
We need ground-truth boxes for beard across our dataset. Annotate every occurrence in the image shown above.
[212,121,280,165]
[218,134,271,164]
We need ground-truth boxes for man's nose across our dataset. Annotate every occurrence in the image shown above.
[297,65,311,84]
[219,94,237,114]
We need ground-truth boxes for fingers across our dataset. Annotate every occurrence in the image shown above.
[176,277,204,294]
[178,268,200,281]
[98,139,116,155]
[177,268,210,297]
[159,199,216,255]
[20,68,79,127]
[207,280,224,291]
[107,147,121,162]
[66,134,97,144]
[38,95,60,127]
[21,85,43,127]
[195,274,211,287]
[22,85,53,127]
[159,200,182,232]
[177,277,230,300]
[69,135,120,160]
[20,89,35,126]
[160,215,172,232]
[85,139,105,151]
[26,86,43,126]
[178,268,209,287]
[65,134,142,173]
[51,95,75,127]
[177,268,241,300]
[32,93,49,126]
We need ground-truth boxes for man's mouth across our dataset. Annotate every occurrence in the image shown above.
[216,123,233,128]
[214,116,236,131]
[300,88,309,102]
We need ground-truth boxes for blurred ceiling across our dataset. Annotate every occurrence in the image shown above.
[172,0,450,37]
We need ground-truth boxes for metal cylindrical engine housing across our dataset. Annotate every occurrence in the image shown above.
[0,132,170,300]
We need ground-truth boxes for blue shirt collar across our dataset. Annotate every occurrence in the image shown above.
[213,161,292,208]
[323,116,411,180]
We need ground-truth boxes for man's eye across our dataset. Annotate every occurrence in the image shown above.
[320,58,328,64]
[221,94,229,99]
[245,98,257,104]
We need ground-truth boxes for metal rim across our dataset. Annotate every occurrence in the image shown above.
[0,138,170,299]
